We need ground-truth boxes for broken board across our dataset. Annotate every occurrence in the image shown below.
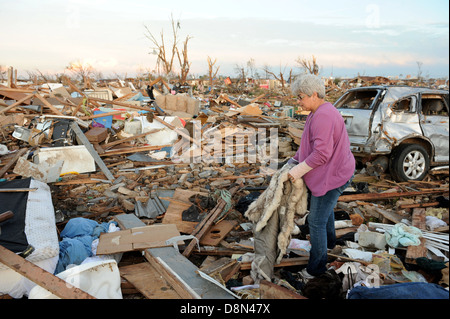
[119,262,181,299]
[96,224,183,255]
[162,188,208,234]
[200,220,238,246]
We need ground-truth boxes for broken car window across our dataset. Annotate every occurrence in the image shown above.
[334,90,379,109]
[421,95,449,116]
[392,96,416,113]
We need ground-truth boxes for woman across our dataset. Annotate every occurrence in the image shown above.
[288,74,355,279]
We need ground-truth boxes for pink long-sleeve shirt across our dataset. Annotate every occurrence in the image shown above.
[293,102,355,196]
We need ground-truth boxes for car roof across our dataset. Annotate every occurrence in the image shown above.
[347,85,448,94]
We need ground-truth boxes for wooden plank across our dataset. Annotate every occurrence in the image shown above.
[144,251,198,299]
[199,257,235,275]
[33,93,64,116]
[183,185,240,257]
[398,201,440,209]
[259,280,306,299]
[240,257,309,270]
[102,128,162,150]
[119,262,181,299]
[0,148,27,178]
[0,245,95,299]
[101,144,172,156]
[0,188,37,192]
[200,220,238,246]
[0,94,34,115]
[0,89,32,104]
[338,188,449,202]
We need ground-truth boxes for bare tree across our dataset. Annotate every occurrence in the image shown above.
[207,56,220,87]
[262,64,292,90]
[296,55,319,75]
[65,59,95,85]
[417,61,423,83]
[176,34,192,83]
[247,58,256,78]
[234,63,247,83]
[144,14,192,83]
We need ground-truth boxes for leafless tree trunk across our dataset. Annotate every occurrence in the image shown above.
[176,35,192,83]
[262,64,291,89]
[207,56,220,87]
[144,14,192,83]
[65,59,95,86]
[296,55,319,75]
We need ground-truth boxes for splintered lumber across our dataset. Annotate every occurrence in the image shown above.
[33,93,64,116]
[182,185,240,257]
[200,220,238,246]
[240,256,309,270]
[0,148,28,178]
[0,245,95,299]
[259,280,306,299]
[119,262,182,299]
[338,188,449,202]
[101,144,171,156]
[0,93,34,115]
[102,128,163,150]
[113,213,234,299]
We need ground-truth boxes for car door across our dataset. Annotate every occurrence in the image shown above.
[335,88,382,152]
[381,95,422,144]
[419,93,449,163]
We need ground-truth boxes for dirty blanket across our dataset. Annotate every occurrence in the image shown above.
[245,163,308,282]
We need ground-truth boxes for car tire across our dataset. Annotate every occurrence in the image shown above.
[389,144,430,182]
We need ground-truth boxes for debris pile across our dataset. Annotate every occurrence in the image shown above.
[0,71,448,300]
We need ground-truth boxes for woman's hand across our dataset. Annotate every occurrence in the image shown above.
[288,173,296,183]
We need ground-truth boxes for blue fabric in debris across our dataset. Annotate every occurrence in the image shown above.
[55,217,117,274]
[347,282,449,299]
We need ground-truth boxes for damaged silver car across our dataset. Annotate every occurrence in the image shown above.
[335,86,449,182]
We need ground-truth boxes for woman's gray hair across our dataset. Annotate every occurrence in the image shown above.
[291,74,326,98]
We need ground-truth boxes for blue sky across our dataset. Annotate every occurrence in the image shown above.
[0,0,448,79]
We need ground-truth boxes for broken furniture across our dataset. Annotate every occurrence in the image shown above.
[154,93,200,119]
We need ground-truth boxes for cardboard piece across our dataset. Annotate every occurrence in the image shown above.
[96,224,183,255]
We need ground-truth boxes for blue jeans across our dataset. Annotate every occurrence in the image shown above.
[306,177,353,276]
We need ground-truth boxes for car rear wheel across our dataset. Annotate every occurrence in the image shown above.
[389,144,430,182]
